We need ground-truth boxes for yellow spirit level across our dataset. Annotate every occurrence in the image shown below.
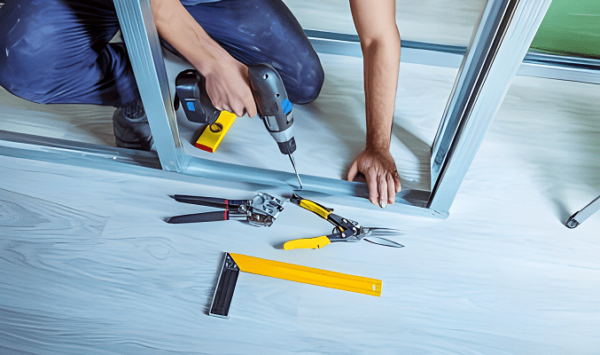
[194,111,236,153]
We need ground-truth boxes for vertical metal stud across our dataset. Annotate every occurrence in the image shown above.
[428,0,552,211]
[113,0,188,172]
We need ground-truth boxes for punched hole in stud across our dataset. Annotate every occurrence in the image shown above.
[372,285,376,291]
[263,74,269,80]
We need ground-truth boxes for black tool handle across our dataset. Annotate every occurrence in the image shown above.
[172,195,245,207]
[209,253,239,318]
[166,211,230,224]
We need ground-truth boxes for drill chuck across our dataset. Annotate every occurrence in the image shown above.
[277,137,296,155]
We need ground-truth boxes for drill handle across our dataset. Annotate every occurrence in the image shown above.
[248,64,294,133]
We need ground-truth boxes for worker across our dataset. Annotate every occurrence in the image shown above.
[0,0,401,208]
[0,0,323,147]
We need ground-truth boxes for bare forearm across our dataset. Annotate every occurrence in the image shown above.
[350,0,400,151]
[362,35,400,151]
[151,0,228,74]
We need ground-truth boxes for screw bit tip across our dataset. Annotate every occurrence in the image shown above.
[288,153,303,189]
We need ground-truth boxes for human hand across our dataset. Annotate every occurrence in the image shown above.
[347,148,401,208]
[203,60,258,118]
[150,0,258,118]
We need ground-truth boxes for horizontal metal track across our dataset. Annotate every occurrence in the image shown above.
[306,29,600,85]
[0,130,444,218]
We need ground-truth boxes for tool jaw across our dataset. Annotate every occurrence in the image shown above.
[245,192,285,227]
[327,216,362,243]
[327,230,360,243]
[246,213,275,227]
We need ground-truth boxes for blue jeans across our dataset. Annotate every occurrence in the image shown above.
[0,0,324,107]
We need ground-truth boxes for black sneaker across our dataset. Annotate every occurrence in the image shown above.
[113,98,154,151]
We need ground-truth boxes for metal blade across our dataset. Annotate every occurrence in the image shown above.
[288,153,303,189]
[362,227,403,236]
[363,236,404,248]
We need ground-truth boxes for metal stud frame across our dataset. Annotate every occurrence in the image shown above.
[0,0,557,218]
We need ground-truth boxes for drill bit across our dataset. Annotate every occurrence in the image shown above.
[288,153,303,189]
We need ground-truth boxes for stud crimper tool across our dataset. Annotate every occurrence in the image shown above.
[283,194,405,250]
[166,192,285,227]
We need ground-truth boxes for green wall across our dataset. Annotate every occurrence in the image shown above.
[531,1,600,58]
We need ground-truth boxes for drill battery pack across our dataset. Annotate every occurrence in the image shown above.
[175,69,236,153]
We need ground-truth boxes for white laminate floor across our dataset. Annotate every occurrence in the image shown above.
[2,1,600,353]
[2,87,599,352]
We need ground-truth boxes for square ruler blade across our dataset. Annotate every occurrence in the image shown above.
[209,252,382,318]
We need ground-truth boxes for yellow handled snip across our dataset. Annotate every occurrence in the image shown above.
[284,194,405,250]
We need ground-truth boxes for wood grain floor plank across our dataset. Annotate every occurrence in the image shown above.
[1,2,599,350]
[0,152,598,354]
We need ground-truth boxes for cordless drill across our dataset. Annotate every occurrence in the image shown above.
[175,64,302,188]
